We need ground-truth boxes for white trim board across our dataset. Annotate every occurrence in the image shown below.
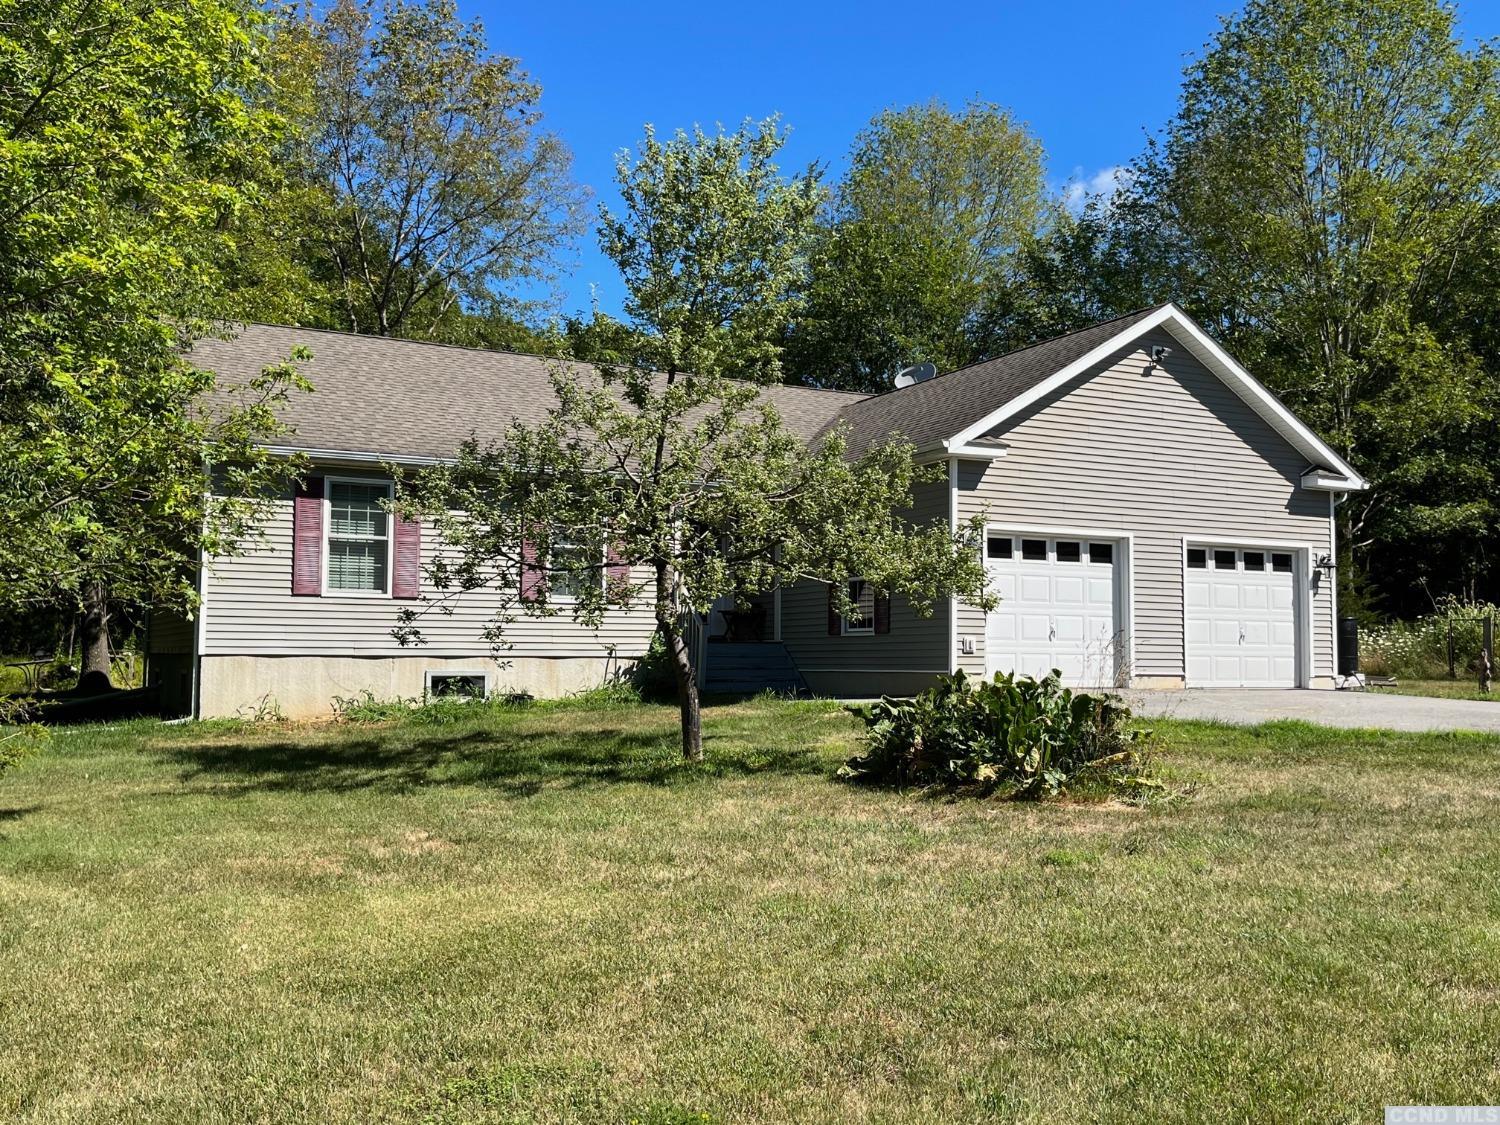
[947,304,1367,493]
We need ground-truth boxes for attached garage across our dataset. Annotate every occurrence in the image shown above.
[1184,544,1303,687]
[983,529,1129,687]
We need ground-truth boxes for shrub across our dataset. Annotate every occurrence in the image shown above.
[1360,596,1499,679]
[838,670,1157,800]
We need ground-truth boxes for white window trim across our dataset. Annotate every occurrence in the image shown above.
[841,577,876,636]
[322,475,395,598]
[980,523,1136,684]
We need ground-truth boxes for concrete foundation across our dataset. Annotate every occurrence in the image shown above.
[197,653,632,720]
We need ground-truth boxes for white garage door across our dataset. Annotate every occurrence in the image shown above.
[1185,545,1298,687]
[985,533,1121,686]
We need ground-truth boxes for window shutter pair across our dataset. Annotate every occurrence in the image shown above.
[290,475,420,598]
[826,583,891,634]
[518,533,629,604]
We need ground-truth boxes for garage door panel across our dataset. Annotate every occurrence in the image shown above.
[985,536,1121,688]
[1054,576,1085,604]
[1187,544,1299,688]
[1019,614,1051,641]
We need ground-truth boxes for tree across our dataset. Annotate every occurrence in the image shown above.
[394,120,992,759]
[972,199,1158,358]
[287,0,585,339]
[1121,0,1500,615]
[0,0,311,685]
[785,100,1047,391]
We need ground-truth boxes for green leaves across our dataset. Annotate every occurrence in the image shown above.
[0,0,311,615]
[395,119,991,762]
[785,100,1048,392]
[839,670,1155,800]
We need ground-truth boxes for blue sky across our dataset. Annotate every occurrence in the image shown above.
[469,0,1500,320]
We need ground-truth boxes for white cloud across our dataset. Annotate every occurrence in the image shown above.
[1059,164,1136,214]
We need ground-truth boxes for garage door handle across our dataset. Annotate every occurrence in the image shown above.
[1049,623,1056,642]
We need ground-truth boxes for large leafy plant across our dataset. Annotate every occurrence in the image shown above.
[840,670,1155,799]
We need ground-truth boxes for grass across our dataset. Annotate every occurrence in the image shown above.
[3,698,1500,1122]
[1371,677,1500,701]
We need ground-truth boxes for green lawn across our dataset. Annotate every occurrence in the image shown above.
[2,699,1499,1123]
[1372,677,1500,702]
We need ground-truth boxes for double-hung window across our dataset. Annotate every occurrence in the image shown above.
[842,578,876,635]
[548,534,600,602]
[326,479,392,594]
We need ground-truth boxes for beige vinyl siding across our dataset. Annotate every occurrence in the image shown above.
[776,479,952,679]
[954,329,1337,682]
[202,479,656,659]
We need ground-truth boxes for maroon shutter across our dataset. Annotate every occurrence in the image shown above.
[827,582,841,635]
[874,591,892,634]
[392,516,421,599]
[520,535,544,603]
[292,476,324,596]
[605,542,629,602]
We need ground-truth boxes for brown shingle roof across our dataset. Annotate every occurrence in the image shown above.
[191,324,868,461]
[190,308,1171,463]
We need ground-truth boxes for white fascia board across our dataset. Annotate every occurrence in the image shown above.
[945,304,1368,492]
[913,439,1009,465]
[1301,468,1364,492]
[261,445,449,468]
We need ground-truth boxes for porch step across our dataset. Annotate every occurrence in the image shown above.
[703,642,808,696]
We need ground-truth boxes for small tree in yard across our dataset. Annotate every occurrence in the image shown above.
[394,119,993,760]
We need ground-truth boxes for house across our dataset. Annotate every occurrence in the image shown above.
[148,303,1365,719]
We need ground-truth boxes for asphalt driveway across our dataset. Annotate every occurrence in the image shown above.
[1123,688,1500,734]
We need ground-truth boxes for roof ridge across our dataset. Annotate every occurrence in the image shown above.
[219,320,871,402]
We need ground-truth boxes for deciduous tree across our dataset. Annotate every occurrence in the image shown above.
[0,0,311,685]
[290,0,585,339]
[395,121,991,759]
[785,100,1047,391]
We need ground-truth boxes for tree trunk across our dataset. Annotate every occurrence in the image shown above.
[665,621,703,762]
[78,581,113,694]
[654,562,702,761]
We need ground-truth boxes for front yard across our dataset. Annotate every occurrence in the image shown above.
[2,698,1498,1123]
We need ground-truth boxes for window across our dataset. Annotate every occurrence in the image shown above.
[1187,548,1207,569]
[1055,540,1082,563]
[1089,542,1114,565]
[327,479,391,592]
[842,578,876,635]
[1272,552,1293,573]
[548,535,600,601]
[1243,551,1265,572]
[1213,549,1237,570]
[986,536,1013,559]
[1021,538,1047,561]
[427,672,487,700]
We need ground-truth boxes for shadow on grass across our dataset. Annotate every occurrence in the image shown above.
[157,720,831,799]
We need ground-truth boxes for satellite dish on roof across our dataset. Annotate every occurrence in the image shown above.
[893,362,937,388]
